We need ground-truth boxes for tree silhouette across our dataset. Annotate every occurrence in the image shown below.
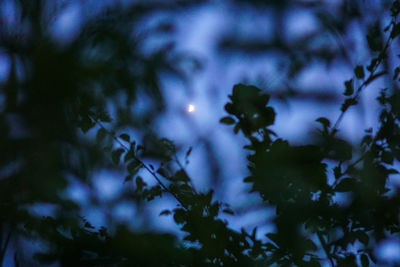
[1,0,400,266]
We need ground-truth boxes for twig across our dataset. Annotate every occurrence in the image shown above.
[0,231,12,267]
[91,116,188,210]
[317,231,335,267]
[330,17,397,136]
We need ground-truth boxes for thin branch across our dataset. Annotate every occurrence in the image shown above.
[0,231,12,267]
[91,117,188,210]
[330,17,397,136]
[317,231,335,267]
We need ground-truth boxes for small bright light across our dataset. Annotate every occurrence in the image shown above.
[187,104,195,113]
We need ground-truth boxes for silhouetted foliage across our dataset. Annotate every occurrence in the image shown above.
[2,0,400,266]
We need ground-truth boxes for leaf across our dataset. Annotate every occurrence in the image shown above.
[119,134,130,142]
[316,117,330,128]
[96,128,107,143]
[84,221,95,229]
[394,67,400,80]
[341,98,358,112]
[344,79,354,96]
[124,143,136,163]
[97,110,112,122]
[251,227,257,239]
[334,165,342,179]
[355,230,369,245]
[266,233,279,244]
[233,124,240,134]
[367,58,379,72]
[304,239,317,251]
[391,23,400,38]
[157,167,169,178]
[135,176,146,191]
[124,175,133,182]
[220,116,235,125]
[128,160,141,175]
[367,24,383,52]
[185,146,193,158]
[173,169,190,182]
[112,148,124,165]
[222,208,234,215]
[391,1,400,16]
[335,178,357,192]
[354,66,365,79]
[159,210,171,216]
[382,151,394,164]
[361,254,369,267]
[79,116,95,133]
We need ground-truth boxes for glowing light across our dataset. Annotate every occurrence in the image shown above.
[187,104,195,113]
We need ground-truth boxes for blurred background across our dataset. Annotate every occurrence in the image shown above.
[1,0,398,265]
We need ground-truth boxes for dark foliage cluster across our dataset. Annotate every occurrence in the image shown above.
[2,0,400,266]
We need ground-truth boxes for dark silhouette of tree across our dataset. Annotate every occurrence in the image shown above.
[1,0,400,266]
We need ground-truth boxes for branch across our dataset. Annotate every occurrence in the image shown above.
[317,231,335,267]
[0,231,12,267]
[91,116,189,210]
[330,17,397,136]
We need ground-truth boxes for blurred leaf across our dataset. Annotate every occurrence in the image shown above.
[344,79,354,96]
[316,117,330,128]
[220,116,235,125]
[335,178,357,192]
[128,160,141,175]
[160,210,171,216]
[361,254,369,267]
[119,134,130,142]
[112,148,125,165]
[96,128,107,143]
[354,66,365,79]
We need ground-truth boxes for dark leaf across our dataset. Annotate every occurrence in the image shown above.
[335,178,357,192]
[112,148,125,165]
[391,23,400,38]
[354,66,365,79]
[361,254,369,267]
[304,239,318,251]
[316,117,330,128]
[341,98,358,112]
[334,165,342,179]
[124,175,133,182]
[159,210,171,216]
[96,128,107,143]
[128,160,141,175]
[382,151,394,164]
[136,177,146,191]
[344,79,354,96]
[185,146,193,158]
[367,24,383,52]
[222,208,234,215]
[157,167,169,178]
[173,169,190,182]
[394,67,400,80]
[84,221,95,229]
[355,231,369,245]
[220,116,235,125]
[97,111,112,122]
[124,143,136,163]
[119,134,130,142]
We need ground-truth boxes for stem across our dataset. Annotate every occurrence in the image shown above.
[330,17,396,136]
[92,117,188,210]
[317,231,335,267]
[0,231,12,267]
